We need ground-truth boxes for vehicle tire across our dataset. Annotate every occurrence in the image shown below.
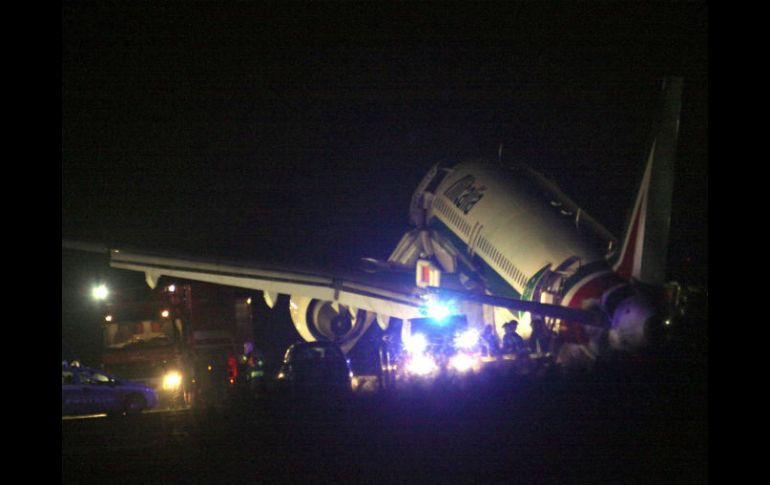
[123,393,146,416]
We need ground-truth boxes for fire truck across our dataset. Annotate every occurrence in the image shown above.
[101,281,258,408]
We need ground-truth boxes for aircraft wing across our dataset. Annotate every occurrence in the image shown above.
[110,247,603,325]
[109,248,428,321]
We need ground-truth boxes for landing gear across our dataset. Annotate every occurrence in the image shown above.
[378,338,397,391]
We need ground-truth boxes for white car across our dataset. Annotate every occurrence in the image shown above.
[62,363,158,416]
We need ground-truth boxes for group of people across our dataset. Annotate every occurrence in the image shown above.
[479,317,553,358]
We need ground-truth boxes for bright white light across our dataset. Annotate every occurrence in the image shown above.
[161,309,170,318]
[449,353,478,373]
[92,284,109,301]
[426,301,451,321]
[167,284,176,293]
[162,371,182,391]
[404,333,428,355]
[455,328,480,350]
[406,354,438,376]
[104,315,113,322]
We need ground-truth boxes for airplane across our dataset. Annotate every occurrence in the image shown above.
[82,76,684,369]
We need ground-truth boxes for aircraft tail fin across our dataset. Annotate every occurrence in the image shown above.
[612,77,683,285]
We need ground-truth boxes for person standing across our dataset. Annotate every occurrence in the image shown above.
[501,320,525,356]
[529,317,551,355]
[480,324,501,358]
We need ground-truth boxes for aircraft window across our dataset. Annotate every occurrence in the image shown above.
[443,204,454,226]
[437,199,446,216]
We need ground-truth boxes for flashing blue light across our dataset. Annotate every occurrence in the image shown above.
[424,300,456,323]
[428,303,450,321]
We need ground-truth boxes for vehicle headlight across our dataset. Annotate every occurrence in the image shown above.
[405,354,438,377]
[404,333,428,355]
[455,328,480,351]
[162,371,183,392]
[449,353,478,373]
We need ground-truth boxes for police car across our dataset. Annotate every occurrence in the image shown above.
[62,362,158,416]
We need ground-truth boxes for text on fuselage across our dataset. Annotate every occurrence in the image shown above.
[443,175,486,214]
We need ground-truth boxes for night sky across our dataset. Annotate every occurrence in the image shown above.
[62,3,707,364]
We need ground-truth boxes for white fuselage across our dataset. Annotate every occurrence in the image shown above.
[427,161,607,298]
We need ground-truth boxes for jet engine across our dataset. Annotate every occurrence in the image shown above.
[288,296,375,353]
[604,283,667,352]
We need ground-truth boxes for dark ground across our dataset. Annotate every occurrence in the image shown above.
[62,346,707,484]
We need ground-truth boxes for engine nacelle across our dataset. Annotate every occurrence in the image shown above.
[288,296,375,353]
[604,282,666,352]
